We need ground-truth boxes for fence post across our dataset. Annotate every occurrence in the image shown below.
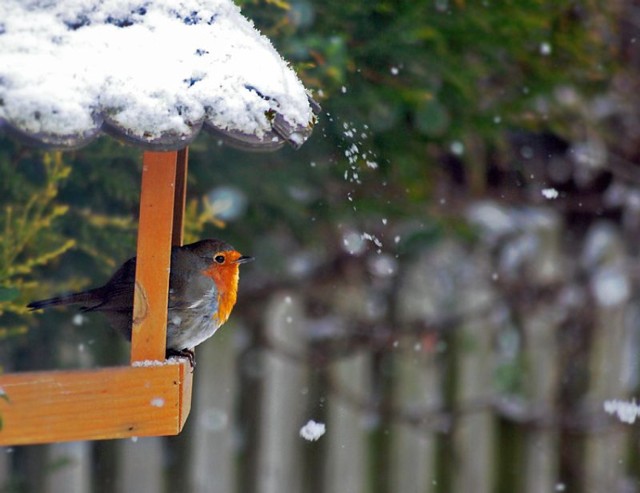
[256,293,308,493]
[0,448,8,490]
[45,441,91,493]
[389,249,444,492]
[522,308,562,493]
[521,210,563,493]
[582,222,633,492]
[325,350,371,493]
[190,326,238,493]
[453,250,495,493]
[45,325,95,493]
[116,437,163,493]
[389,348,440,492]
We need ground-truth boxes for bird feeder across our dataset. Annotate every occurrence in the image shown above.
[0,0,318,446]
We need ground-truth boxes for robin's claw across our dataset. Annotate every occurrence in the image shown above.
[166,348,196,370]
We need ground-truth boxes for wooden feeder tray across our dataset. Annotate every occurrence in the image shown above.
[0,150,194,445]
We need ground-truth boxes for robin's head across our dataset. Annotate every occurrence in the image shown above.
[185,239,253,325]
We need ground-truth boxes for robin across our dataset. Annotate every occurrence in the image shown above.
[27,239,253,365]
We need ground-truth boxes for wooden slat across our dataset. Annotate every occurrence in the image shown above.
[131,151,178,363]
[325,351,371,493]
[172,147,189,247]
[178,358,193,429]
[173,149,193,426]
[0,361,193,445]
[257,294,308,493]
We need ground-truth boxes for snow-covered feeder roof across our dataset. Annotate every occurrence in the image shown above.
[0,0,319,151]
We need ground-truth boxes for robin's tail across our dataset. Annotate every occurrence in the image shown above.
[27,290,99,311]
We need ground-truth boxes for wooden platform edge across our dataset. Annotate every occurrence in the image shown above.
[0,360,193,446]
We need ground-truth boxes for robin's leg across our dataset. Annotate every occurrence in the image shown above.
[166,348,196,368]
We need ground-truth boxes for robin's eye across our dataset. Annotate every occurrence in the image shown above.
[214,255,225,264]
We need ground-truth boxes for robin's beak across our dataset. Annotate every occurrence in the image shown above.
[235,255,254,264]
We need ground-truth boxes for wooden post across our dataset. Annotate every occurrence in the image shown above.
[45,442,91,493]
[390,250,443,492]
[130,151,179,363]
[389,348,440,493]
[583,223,632,492]
[172,148,189,247]
[325,351,371,493]
[257,294,308,493]
[453,250,495,493]
[190,326,238,493]
[522,308,561,493]
[522,211,563,493]
[116,437,164,493]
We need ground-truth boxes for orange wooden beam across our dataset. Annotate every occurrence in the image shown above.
[0,360,193,445]
[131,151,178,363]
[172,147,189,247]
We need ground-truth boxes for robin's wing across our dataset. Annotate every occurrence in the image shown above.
[85,257,136,313]
[28,257,136,312]
[167,278,216,311]
[167,248,215,311]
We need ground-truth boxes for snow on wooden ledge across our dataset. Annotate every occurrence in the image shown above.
[0,0,319,151]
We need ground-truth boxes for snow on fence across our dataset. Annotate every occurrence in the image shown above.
[2,207,639,492]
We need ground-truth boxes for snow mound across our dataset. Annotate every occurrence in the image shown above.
[0,0,319,151]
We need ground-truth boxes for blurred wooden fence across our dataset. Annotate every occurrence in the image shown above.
[1,206,639,493]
